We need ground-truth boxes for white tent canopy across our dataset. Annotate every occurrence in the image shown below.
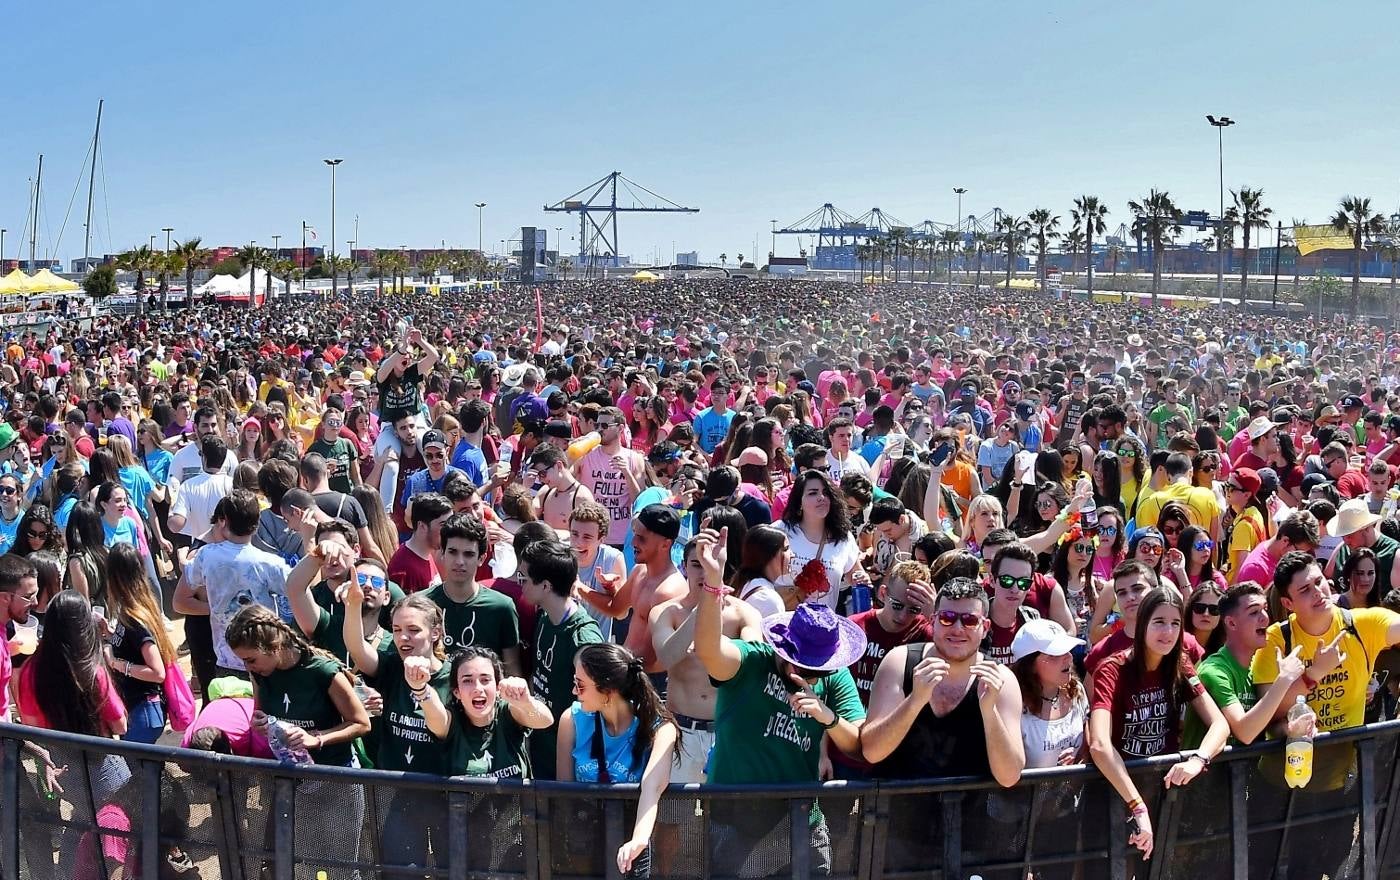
[194,274,244,296]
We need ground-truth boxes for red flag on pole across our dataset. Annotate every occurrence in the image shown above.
[533,287,544,352]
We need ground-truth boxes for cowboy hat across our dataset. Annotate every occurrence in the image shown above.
[761,603,867,673]
[1328,498,1381,538]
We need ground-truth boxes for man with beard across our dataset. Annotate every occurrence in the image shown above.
[284,519,404,667]
[574,406,645,548]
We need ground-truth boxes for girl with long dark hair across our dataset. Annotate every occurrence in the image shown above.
[1050,526,1098,643]
[1184,582,1225,655]
[1092,450,1123,517]
[1088,588,1227,859]
[729,524,794,617]
[558,642,679,878]
[1165,524,1226,596]
[1338,546,1381,609]
[419,646,553,778]
[64,501,109,602]
[1092,506,1126,580]
[778,470,864,611]
[17,589,127,737]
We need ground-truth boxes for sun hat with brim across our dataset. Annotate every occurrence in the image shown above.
[1328,498,1382,538]
[346,370,370,388]
[1011,618,1084,662]
[1246,416,1277,440]
[762,602,868,673]
[501,363,529,388]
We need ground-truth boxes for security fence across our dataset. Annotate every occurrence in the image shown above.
[3,719,1400,879]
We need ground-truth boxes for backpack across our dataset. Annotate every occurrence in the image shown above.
[1279,608,1368,669]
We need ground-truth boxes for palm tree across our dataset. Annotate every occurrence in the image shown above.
[1231,187,1272,305]
[372,250,391,297]
[419,253,443,284]
[938,229,961,285]
[972,232,990,289]
[718,253,727,269]
[1027,208,1061,291]
[1106,242,1125,287]
[1378,219,1400,311]
[116,245,156,315]
[272,258,297,300]
[557,256,573,281]
[886,228,909,284]
[997,215,1030,288]
[1330,196,1385,316]
[174,238,207,307]
[1062,228,1085,280]
[1127,190,1182,305]
[236,244,267,308]
[1073,196,1109,297]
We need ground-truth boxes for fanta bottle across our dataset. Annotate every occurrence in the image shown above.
[1284,695,1315,789]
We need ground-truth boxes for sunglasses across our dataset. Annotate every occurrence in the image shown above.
[997,574,1034,592]
[1099,526,1119,538]
[1138,543,1164,556]
[1190,602,1221,616]
[1200,465,1217,473]
[1225,482,1245,492]
[1071,542,1093,555]
[887,599,922,615]
[1193,539,1214,552]
[324,420,343,428]
[1035,499,1058,511]
[596,421,619,429]
[356,572,386,591]
[792,665,830,683]
[26,528,48,540]
[1115,448,1136,458]
[0,487,17,497]
[936,610,984,629]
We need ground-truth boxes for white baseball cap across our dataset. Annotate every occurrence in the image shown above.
[1010,618,1084,661]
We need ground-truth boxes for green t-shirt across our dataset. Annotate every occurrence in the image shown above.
[425,583,521,656]
[308,437,357,494]
[1147,403,1194,448]
[1183,645,1256,748]
[375,648,453,775]
[445,700,532,780]
[1332,535,1399,593]
[706,641,865,788]
[528,602,604,780]
[310,578,405,668]
[253,652,354,767]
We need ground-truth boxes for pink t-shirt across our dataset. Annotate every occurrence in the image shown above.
[579,447,643,544]
[180,696,274,758]
[17,663,126,734]
[0,641,10,719]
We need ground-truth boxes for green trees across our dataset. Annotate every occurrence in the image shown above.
[997,215,1030,287]
[1127,190,1182,305]
[1330,196,1385,316]
[236,244,268,307]
[175,238,207,307]
[83,264,118,299]
[115,245,155,313]
[1072,196,1108,296]
[1027,208,1060,291]
[1232,187,1272,304]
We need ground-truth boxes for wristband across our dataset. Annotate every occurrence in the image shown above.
[1132,803,1150,817]
[1301,672,1318,691]
[702,584,731,598]
[821,713,839,730]
[1126,796,1143,813]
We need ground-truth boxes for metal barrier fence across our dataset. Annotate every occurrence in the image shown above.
[3,719,1400,880]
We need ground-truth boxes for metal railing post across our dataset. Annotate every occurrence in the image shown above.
[212,769,244,880]
[1374,731,1400,872]
[855,788,882,880]
[605,798,626,880]
[272,776,296,880]
[941,792,964,880]
[1109,794,1129,880]
[1147,788,1183,880]
[789,798,811,880]
[1,738,18,880]
[448,790,470,877]
[139,759,162,880]
[1230,759,1251,880]
[1359,738,1379,880]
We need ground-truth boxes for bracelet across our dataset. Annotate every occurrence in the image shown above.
[1125,797,1144,814]
[821,713,839,730]
[1188,752,1211,768]
[1301,672,1318,691]
[702,584,731,597]
[410,686,430,701]
[1131,803,1150,817]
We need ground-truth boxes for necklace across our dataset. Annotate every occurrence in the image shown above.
[1042,687,1061,710]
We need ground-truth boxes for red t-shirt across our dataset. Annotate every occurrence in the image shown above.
[1085,628,1204,676]
[1336,470,1369,499]
[1091,651,1204,758]
[388,544,438,594]
[984,613,1025,666]
[982,574,1056,618]
[17,662,126,733]
[845,609,933,705]
[1232,450,1270,472]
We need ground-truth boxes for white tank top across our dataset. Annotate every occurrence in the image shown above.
[1019,691,1088,769]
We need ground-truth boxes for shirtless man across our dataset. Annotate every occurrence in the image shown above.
[648,537,762,873]
[650,538,763,780]
[529,444,596,531]
[581,503,687,681]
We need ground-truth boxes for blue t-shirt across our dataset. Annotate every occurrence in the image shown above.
[118,466,156,520]
[858,435,887,466]
[141,448,173,486]
[692,407,735,454]
[0,513,20,555]
[54,495,78,529]
[399,465,468,508]
[977,438,1019,477]
[449,440,488,488]
[103,516,140,550]
[569,703,646,783]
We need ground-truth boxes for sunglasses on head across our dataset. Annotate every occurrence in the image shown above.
[997,574,1034,592]
[936,610,983,628]
[1191,601,1220,616]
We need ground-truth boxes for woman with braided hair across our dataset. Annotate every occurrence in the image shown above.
[558,642,679,878]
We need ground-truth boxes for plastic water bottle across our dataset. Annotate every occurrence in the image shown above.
[1285,696,1315,789]
[265,717,313,765]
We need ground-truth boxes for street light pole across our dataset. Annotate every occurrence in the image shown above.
[770,219,778,258]
[162,228,173,252]
[953,188,967,237]
[1207,115,1234,307]
[475,203,487,256]
[148,234,156,251]
[2,229,8,270]
[324,158,343,296]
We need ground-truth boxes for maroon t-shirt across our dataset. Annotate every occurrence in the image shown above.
[1085,628,1203,676]
[985,614,1023,666]
[1232,450,1270,472]
[387,544,437,595]
[845,609,933,705]
[1091,651,1204,758]
[981,573,1056,618]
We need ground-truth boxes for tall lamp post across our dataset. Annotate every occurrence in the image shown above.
[1207,115,1234,306]
[475,203,487,257]
[324,158,343,296]
[0,229,5,270]
[953,188,967,237]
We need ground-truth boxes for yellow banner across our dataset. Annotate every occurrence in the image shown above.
[1293,224,1353,256]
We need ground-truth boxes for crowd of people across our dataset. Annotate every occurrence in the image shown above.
[3,276,1399,877]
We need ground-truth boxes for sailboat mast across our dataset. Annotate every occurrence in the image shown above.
[30,154,42,270]
[83,100,104,268]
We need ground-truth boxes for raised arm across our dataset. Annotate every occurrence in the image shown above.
[340,579,381,678]
[693,528,742,682]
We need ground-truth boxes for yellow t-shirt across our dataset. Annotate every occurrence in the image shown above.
[1226,507,1266,576]
[1251,606,1397,787]
[1135,481,1221,532]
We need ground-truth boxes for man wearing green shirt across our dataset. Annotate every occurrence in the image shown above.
[283,520,403,667]
[1183,582,1305,748]
[425,514,521,674]
[694,526,867,878]
[520,538,603,780]
[1146,379,1194,450]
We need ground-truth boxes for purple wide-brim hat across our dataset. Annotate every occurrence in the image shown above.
[762,603,868,672]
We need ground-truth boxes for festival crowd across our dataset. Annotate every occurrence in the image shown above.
[3,278,1400,877]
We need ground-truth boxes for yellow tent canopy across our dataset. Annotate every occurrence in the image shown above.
[27,269,79,293]
[630,270,661,282]
[0,269,34,295]
[995,278,1040,290]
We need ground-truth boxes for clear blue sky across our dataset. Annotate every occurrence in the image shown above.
[6,1,1400,267]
